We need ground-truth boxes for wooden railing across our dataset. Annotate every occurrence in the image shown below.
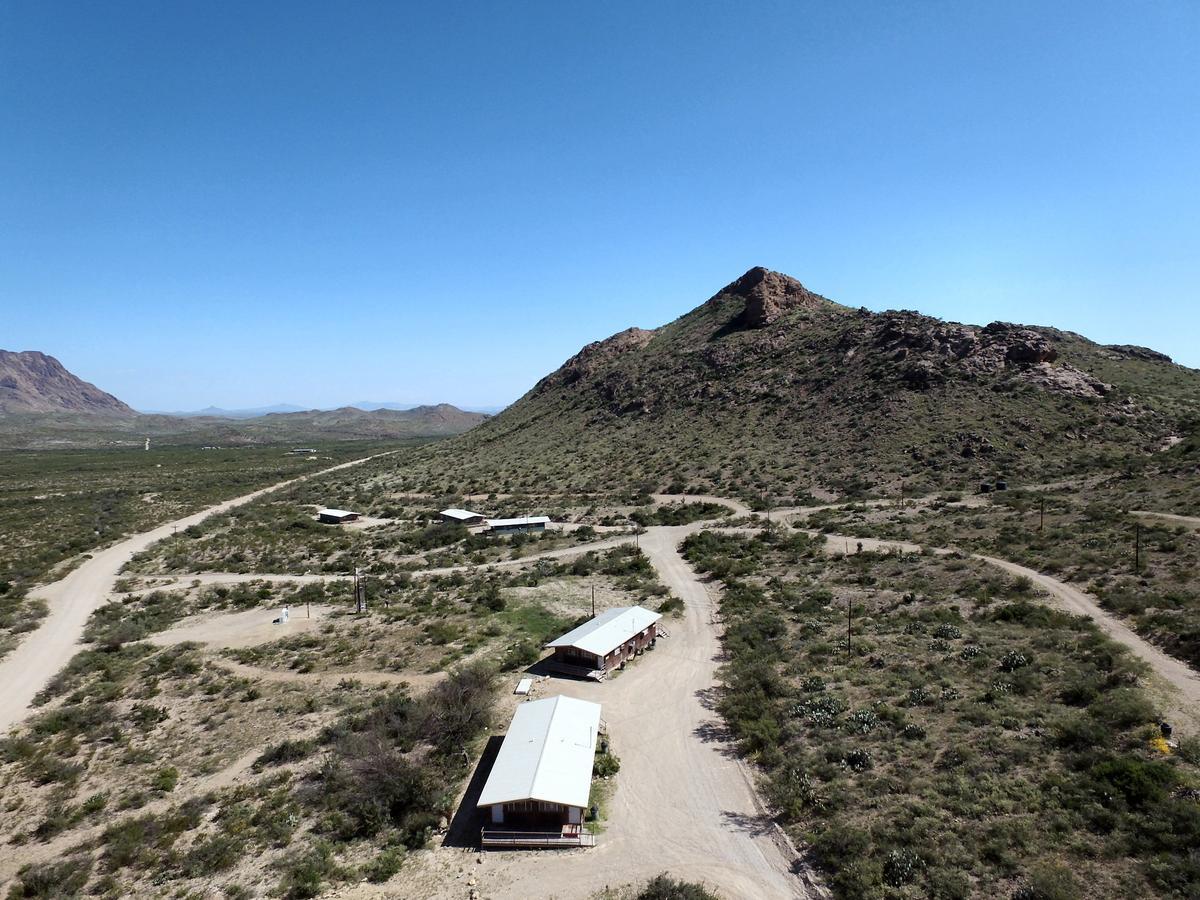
[481,828,596,848]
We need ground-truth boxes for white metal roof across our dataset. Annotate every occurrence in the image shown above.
[477,695,601,809]
[487,516,551,527]
[317,508,357,518]
[546,606,662,657]
[440,508,486,520]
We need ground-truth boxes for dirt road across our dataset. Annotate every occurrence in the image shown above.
[1131,510,1200,529]
[408,523,818,900]
[0,451,393,735]
[799,528,1200,733]
[977,553,1200,732]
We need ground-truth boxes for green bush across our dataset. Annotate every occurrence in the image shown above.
[636,874,719,900]
[1088,756,1176,809]
[8,856,92,898]
[593,751,621,778]
[277,841,339,900]
[151,766,178,792]
[362,846,406,883]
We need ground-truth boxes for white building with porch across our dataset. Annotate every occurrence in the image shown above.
[477,694,601,847]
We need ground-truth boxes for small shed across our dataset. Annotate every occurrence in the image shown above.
[439,508,488,526]
[546,606,662,677]
[487,515,551,534]
[477,695,601,842]
[317,508,360,524]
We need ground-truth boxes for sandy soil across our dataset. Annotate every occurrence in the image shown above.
[366,522,821,900]
[147,604,337,650]
[0,451,394,735]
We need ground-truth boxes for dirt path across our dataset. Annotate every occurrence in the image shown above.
[125,572,353,593]
[976,553,1200,733]
[799,528,1200,734]
[651,493,753,517]
[0,451,394,735]
[1131,510,1200,529]
[390,522,818,900]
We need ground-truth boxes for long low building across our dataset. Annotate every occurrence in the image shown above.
[317,508,359,524]
[439,508,487,526]
[477,695,601,846]
[486,515,551,534]
[545,606,662,677]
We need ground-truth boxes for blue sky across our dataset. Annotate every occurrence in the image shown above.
[2,1,1197,411]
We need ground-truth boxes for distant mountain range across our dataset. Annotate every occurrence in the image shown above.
[147,401,507,418]
[0,350,488,448]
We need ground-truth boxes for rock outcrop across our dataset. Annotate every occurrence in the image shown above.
[718,267,831,329]
[0,350,135,415]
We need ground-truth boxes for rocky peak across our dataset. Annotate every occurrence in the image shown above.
[0,349,135,415]
[718,267,830,329]
[535,327,656,392]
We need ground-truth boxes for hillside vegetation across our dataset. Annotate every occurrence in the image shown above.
[382,268,1198,502]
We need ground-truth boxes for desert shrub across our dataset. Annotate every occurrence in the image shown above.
[255,739,315,769]
[361,846,406,883]
[500,639,540,671]
[636,874,720,900]
[593,751,621,778]
[8,855,92,898]
[1088,687,1154,730]
[1088,756,1176,808]
[1052,713,1110,751]
[151,766,178,792]
[180,833,242,877]
[1013,861,1081,900]
[883,847,924,887]
[277,840,340,900]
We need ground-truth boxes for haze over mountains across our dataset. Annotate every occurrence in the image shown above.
[0,349,487,448]
[410,267,1200,499]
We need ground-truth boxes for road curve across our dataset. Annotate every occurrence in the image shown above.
[800,528,1200,734]
[0,451,395,734]
[458,523,818,900]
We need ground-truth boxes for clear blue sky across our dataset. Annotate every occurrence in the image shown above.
[2,1,1197,411]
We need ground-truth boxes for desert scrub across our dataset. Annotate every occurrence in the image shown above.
[692,530,1200,898]
[0,443,378,657]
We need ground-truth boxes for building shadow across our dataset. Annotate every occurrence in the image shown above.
[524,657,597,682]
[443,735,504,849]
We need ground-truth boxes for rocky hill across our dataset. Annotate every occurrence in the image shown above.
[407,267,1200,500]
[0,350,135,415]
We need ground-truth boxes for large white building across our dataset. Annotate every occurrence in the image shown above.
[477,695,601,844]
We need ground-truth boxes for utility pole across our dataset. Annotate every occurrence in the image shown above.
[1134,523,1141,574]
[591,583,596,618]
[1039,496,1045,532]
[355,567,366,614]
